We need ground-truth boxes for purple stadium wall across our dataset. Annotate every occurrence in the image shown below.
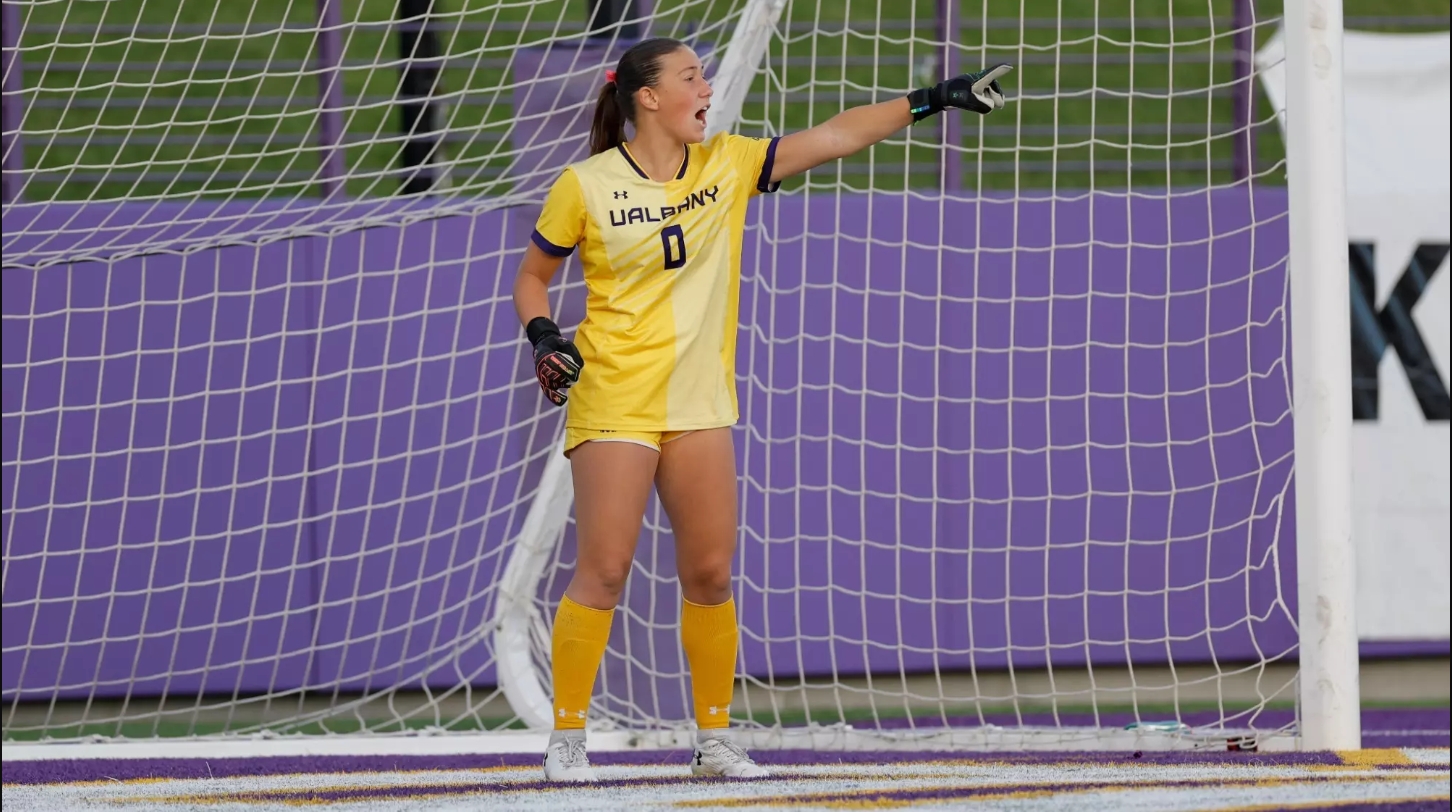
[2,189,1302,703]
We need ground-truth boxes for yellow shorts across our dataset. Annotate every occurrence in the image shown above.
[563,427,696,458]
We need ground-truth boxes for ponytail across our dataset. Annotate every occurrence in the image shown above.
[589,82,626,155]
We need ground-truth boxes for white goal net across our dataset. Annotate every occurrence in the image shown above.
[2,0,1342,752]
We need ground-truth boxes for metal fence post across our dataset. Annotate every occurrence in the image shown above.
[2,0,25,204]
[316,0,346,199]
[938,0,961,194]
[1231,0,1256,182]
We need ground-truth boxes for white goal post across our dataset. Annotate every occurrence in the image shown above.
[1,0,1358,755]
[1280,0,1360,751]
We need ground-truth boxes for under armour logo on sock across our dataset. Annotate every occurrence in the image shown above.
[557,708,586,719]
[708,705,729,716]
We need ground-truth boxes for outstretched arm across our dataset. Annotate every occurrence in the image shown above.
[769,64,1012,185]
[769,98,915,183]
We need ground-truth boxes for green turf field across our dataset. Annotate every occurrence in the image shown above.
[11,0,1449,201]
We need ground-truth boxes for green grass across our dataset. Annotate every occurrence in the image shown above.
[12,0,1449,201]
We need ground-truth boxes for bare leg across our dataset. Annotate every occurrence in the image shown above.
[655,428,738,606]
[566,440,659,608]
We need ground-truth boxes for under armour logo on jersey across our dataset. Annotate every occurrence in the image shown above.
[613,190,628,199]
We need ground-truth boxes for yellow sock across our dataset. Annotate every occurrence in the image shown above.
[550,595,615,730]
[681,596,740,730]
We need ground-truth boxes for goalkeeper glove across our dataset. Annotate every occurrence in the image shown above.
[526,316,584,407]
[907,64,1012,123]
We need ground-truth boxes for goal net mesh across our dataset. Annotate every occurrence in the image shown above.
[1,0,1299,746]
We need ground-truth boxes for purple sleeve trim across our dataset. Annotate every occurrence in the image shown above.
[531,229,574,257]
[756,136,782,194]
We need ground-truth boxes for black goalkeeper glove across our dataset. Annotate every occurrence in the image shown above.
[907,64,1012,123]
[525,316,584,407]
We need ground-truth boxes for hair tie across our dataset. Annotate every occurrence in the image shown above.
[604,69,618,84]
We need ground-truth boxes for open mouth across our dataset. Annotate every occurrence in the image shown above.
[695,105,709,125]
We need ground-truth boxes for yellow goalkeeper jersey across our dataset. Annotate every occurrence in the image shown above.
[530,131,781,431]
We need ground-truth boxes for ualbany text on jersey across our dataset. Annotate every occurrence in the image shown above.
[609,185,721,227]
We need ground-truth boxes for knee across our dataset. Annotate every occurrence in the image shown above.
[572,559,634,607]
[678,559,733,605]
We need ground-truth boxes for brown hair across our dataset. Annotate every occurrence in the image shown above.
[589,37,690,155]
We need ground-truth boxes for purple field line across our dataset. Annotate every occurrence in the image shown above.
[0,750,1354,785]
[1290,805,1452,812]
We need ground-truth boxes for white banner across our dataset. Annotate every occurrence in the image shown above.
[1258,28,1451,643]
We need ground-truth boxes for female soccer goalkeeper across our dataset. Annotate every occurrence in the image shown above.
[512,37,1007,782]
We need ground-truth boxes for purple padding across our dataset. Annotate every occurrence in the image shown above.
[1360,640,1452,659]
[2,188,1417,706]
[2,234,320,700]
[3,200,569,700]
[303,213,549,693]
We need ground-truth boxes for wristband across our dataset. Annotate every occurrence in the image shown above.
[906,85,941,123]
[526,316,561,348]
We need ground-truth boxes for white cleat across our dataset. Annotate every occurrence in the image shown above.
[690,736,770,778]
[543,733,598,782]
